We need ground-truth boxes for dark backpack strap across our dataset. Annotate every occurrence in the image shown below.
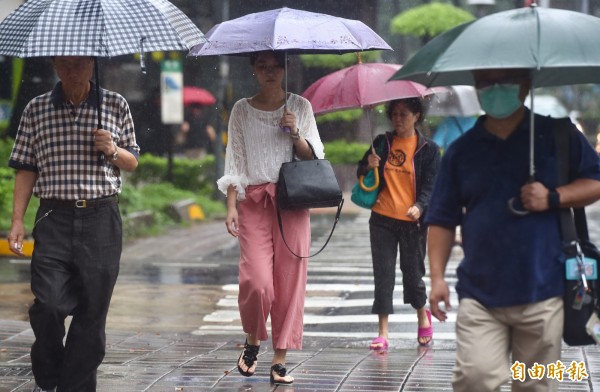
[554,118,593,244]
[574,208,590,241]
[276,199,344,259]
[554,118,578,243]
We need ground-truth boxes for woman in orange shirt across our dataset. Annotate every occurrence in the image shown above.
[356,97,441,350]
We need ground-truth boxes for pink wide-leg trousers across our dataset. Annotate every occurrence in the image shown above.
[237,183,310,350]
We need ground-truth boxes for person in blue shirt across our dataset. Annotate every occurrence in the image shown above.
[426,68,600,392]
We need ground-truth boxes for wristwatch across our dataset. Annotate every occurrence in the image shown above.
[548,189,560,209]
[111,142,119,161]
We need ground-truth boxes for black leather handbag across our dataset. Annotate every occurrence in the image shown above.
[555,119,599,346]
[277,159,343,210]
[276,153,344,258]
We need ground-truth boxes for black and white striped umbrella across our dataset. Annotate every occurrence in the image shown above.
[0,0,205,163]
[0,0,206,58]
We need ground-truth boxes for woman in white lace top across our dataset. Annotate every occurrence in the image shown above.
[217,51,324,385]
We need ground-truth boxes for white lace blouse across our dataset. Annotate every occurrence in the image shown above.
[217,93,325,200]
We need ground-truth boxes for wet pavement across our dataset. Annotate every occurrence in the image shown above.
[1,196,600,391]
[2,320,599,391]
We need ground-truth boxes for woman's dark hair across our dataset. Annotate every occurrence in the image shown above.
[249,51,286,68]
[386,97,426,124]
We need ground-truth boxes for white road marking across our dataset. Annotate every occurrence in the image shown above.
[216,294,459,309]
[203,310,457,324]
[192,326,456,341]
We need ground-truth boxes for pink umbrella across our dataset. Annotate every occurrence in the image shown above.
[183,86,217,106]
[302,62,441,115]
[303,62,443,191]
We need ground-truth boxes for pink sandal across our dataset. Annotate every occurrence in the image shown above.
[369,336,389,351]
[418,309,433,346]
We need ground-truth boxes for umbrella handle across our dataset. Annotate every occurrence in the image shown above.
[359,169,380,192]
[507,197,530,216]
[508,176,535,216]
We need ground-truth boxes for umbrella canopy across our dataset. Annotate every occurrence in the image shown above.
[302,62,439,193]
[390,3,600,214]
[183,86,216,106]
[189,7,391,134]
[189,7,391,56]
[0,0,206,58]
[0,0,206,163]
[390,5,600,88]
[432,116,477,152]
[426,85,481,117]
[302,63,440,115]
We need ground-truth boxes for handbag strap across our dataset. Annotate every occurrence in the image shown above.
[290,141,317,162]
[278,141,338,258]
[276,199,344,259]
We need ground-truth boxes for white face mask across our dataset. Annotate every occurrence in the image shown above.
[477,84,522,119]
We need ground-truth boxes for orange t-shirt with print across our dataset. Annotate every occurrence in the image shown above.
[372,134,417,221]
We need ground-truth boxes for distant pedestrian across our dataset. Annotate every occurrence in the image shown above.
[176,104,216,159]
[218,50,324,385]
[427,68,600,392]
[356,97,440,350]
[7,56,139,392]
[432,115,476,155]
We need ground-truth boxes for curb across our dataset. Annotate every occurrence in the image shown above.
[0,238,34,257]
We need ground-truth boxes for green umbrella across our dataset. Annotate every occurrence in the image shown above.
[391,4,600,214]
[390,4,600,88]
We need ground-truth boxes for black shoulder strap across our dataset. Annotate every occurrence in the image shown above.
[554,118,590,244]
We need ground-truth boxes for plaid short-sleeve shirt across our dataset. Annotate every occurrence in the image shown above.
[9,82,140,200]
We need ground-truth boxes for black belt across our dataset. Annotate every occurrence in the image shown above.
[40,195,118,209]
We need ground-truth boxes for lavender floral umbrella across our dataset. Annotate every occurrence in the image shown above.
[189,7,392,131]
[189,7,391,56]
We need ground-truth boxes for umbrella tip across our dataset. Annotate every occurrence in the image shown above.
[357,52,362,64]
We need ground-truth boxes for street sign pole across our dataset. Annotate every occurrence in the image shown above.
[160,59,183,182]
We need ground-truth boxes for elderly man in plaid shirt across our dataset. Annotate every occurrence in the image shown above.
[7,56,139,392]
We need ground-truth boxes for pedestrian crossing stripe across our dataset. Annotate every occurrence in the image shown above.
[216,295,459,309]
[219,282,458,293]
[191,326,457,341]
[203,310,457,324]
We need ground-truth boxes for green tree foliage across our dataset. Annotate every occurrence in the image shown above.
[0,138,39,232]
[323,140,370,165]
[390,2,475,43]
[127,153,216,195]
[300,51,380,69]
[315,109,363,124]
[0,167,15,230]
[0,139,15,227]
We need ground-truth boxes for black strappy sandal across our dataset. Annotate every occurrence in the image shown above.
[270,363,293,385]
[237,339,260,377]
